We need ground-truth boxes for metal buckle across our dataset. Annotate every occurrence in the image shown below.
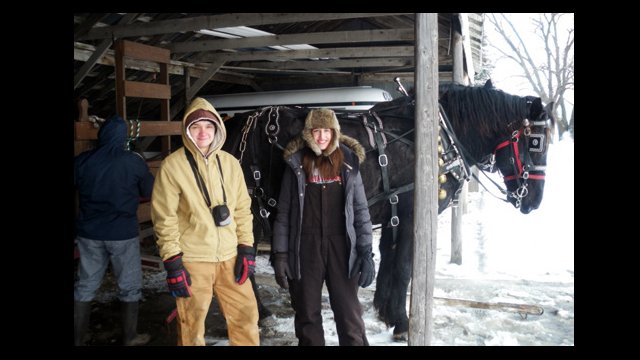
[378,154,388,167]
[267,198,277,207]
[253,170,261,180]
[389,194,399,204]
[390,216,399,227]
[259,208,270,218]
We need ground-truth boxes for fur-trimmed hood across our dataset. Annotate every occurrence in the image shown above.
[283,134,366,164]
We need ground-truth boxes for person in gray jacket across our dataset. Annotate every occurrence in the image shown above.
[272,108,375,346]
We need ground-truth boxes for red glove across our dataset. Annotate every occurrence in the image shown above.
[234,245,256,285]
[163,253,192,298]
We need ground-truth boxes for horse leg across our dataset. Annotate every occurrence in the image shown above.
[389,220,413,340]
[373,212,413,341]
[249,273,275,327]
[250,222,275,327]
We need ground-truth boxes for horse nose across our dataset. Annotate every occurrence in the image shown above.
[520,204,537,214]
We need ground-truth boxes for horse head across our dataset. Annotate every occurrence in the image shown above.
[492,97,555,213]
[438,81,555,214]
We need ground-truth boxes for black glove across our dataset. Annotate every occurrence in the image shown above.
[272,252,292,289]
[163,253,192,298]
[234,245,256,285]
[350,247,375,288]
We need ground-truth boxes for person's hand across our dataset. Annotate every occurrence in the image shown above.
[234,245,256,285]
[272,253,292,289]
[350,247,375,288]
[163,253,192,297]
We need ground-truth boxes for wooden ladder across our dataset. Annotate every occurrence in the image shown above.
[115,39,172,155]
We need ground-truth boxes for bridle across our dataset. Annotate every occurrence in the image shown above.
[488,117,551,208]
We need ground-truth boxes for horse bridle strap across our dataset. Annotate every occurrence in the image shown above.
[494,129,546,181]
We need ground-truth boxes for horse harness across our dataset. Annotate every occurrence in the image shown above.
[236,107,285,241]
[357,103,473,248]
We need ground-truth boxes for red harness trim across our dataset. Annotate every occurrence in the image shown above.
[496,130,545,181]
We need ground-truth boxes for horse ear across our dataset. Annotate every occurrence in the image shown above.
[529,97,543,118]
[544,101,557,134]
[544,101,555,113]
[484,79,493,89]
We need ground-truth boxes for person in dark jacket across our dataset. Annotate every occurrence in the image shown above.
[74,115,155,346]
[272,108,375,346]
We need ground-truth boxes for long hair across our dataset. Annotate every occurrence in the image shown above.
[302,144,344,181]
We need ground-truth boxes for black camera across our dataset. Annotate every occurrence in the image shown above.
[212,204,231,227]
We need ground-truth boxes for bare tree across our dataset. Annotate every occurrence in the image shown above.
[487,13,574,139]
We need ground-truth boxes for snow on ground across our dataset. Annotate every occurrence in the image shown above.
[93,138,573,346]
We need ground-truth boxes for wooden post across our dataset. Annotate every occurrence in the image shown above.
[74,98,95,156]
[409,13,438,346]
[450,14,468,265]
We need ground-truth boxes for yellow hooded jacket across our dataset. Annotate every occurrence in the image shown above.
[151,97,254,262]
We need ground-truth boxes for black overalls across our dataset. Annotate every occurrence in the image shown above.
[289,178,368,346]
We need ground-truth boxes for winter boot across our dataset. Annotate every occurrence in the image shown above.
[121,301,151,346]
[74,301,91,346]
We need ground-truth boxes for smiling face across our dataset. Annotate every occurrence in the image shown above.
[188,120,216,153]
[312,128,333,151]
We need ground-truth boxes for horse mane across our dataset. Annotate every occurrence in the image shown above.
[438,83,532,158]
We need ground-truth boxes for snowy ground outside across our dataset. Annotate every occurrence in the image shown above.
[88,138,573,346]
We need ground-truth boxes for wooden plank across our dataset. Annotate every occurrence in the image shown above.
[74,13,139,89]
[197,45,415,63]
[171,28,414,53]
[75,121,181,140]
[124,81,171,100]
[75,42,260,87]
[80,13,412,40]
[236,58,413,70]
[121,39,170,64]
[434,297,544,316]
[74,13,107,40]
[186,59,225,101]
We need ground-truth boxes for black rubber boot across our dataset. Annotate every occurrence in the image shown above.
[74,301,91,346]
[121,301,151,346]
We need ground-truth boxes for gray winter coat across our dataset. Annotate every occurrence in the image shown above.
[272,140,373,280]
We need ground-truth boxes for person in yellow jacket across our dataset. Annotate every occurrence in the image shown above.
[151,97,259,346]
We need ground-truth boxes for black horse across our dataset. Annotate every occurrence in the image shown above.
[222,80,556,338]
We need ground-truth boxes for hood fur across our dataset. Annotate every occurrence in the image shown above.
[284,134,366,164]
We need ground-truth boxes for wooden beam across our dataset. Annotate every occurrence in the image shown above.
[74,42,255,86]
[75,121,182,140]
[120,39,170,64]
[74,13,138,89]
[197,46,415,63]
[171,28,414,53]
[409,12,439,346]
[124,81,171,99]
[235,58,413,70]
[186,59,225,101]
[74,13,107,40]
[80,13,412,40]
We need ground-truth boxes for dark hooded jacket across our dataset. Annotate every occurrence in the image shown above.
[272,135,372,279]
[74,115,154,240]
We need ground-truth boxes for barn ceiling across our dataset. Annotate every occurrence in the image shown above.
[73,13,485,120]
